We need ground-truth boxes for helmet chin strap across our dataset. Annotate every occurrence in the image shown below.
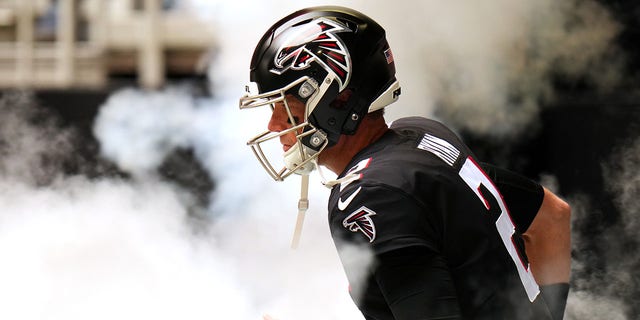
[286,140,316,249]
[291,173,310,249]
[317,163,360,189]
[286,130,340,248]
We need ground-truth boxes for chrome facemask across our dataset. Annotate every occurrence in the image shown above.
[239,77,329,181]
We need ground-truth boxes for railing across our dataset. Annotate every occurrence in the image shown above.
[0,0,215,90]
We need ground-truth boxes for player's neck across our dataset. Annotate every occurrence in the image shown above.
[319,116,388,175]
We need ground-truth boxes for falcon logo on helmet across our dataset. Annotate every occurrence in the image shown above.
[271,18,352,91]
[343,206,377,242]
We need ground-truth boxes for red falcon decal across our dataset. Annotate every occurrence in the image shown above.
[271,18,352,90]
[343,206,377,242]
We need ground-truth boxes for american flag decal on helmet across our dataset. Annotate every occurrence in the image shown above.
[384,48,394,64]
[272,18,352,90]
[343,206,377,242]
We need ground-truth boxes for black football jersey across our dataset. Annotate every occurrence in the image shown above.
[328,117,548,319]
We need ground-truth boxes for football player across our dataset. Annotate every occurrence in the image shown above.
[239,6,571,320]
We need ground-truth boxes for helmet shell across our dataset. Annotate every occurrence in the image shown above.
[249,6,398,143]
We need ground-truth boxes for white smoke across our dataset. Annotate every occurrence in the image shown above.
[0,88,359,319]
[92,84,362,319]
[598,136,640,317]
[561,135,640,320]
[563,192,631,320]
[367,0,622,138]
[93,88,195,176]
[0,91,75,185]
[604,137,640,236]
[566,290,628,320]
[0,178,256,320]
[0,92,257,320]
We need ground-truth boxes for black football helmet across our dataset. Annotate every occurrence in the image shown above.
[240,6,401,181]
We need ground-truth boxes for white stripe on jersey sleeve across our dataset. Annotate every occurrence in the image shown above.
[417,133,461,166]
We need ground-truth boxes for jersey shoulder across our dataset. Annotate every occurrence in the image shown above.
[329,117,474,209]
[343,117,473,189]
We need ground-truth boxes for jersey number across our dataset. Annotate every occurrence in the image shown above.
[458,157,540,302]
